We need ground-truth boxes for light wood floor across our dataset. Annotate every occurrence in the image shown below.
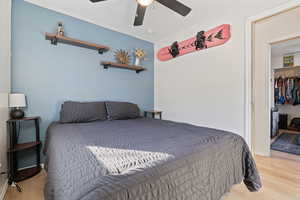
[4,155,300,200]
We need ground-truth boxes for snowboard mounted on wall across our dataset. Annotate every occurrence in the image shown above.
[157,24,231,61]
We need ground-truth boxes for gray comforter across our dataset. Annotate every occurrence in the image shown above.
[44,118,261,200]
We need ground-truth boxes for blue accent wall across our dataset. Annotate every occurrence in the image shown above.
[11,0,154,168]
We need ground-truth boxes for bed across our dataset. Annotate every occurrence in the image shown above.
[44,117,261,200]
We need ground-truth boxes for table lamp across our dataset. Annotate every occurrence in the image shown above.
[9,93,27,119]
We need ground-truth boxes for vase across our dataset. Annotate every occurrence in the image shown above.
[135,58,141,66]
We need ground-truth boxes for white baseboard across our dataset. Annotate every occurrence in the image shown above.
[255,151,270,157]
[0,179,8,200]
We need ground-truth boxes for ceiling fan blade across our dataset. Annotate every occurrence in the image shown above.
[156,0,191,16]
[134,4,147,26]
[89,0,107,3]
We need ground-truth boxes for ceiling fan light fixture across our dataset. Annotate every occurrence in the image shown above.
[137,0,154,7]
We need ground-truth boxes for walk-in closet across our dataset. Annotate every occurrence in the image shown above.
[271,38,300,159]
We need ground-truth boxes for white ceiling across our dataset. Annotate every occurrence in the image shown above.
[272,38,300,56]
[25,0,290,42]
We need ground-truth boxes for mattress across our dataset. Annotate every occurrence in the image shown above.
[44,118,261,200]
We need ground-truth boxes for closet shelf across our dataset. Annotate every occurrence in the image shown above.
[101,62,146,73]
[45,33,110,54]
[273,66,300,71]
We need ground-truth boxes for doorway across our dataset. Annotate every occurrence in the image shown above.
[270,38,300,161]
[248,5,300,156]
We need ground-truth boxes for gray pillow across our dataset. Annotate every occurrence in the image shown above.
[60,101,107,123]
[105,101,140,120]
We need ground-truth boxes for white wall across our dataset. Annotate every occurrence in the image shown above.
[0,0,11,197]
[155,0,293,136]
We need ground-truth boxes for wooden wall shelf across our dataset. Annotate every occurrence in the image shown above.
[45,33,110,54]
[101,62,146,73]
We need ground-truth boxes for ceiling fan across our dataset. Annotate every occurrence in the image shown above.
[89,0,192,26]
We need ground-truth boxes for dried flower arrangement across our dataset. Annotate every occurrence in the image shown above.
[134,48,147,59]
[134,48,147,66]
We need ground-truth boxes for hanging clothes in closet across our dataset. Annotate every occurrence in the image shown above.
[274,77,300,105]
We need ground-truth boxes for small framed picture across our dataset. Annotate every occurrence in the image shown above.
[283,55,294,67]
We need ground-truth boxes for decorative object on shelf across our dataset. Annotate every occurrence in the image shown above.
[283,55,294,67]
[56,22,65,36]
[45,29,110,54]
[7,116,42,192]
[101,61,146,73]
[134,48,147,66]
[114,49,131,65]
[9,93,27,119]
[157,24,231,61]
[144,110,162,119]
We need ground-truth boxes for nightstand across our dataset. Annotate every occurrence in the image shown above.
[7,117,42,192]
[144,110,162,119]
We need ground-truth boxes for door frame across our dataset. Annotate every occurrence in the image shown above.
[244,1,300,152]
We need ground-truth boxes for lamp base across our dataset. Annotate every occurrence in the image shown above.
[10,109,25,119]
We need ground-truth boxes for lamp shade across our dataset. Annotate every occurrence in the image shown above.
[9,93,26,108]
